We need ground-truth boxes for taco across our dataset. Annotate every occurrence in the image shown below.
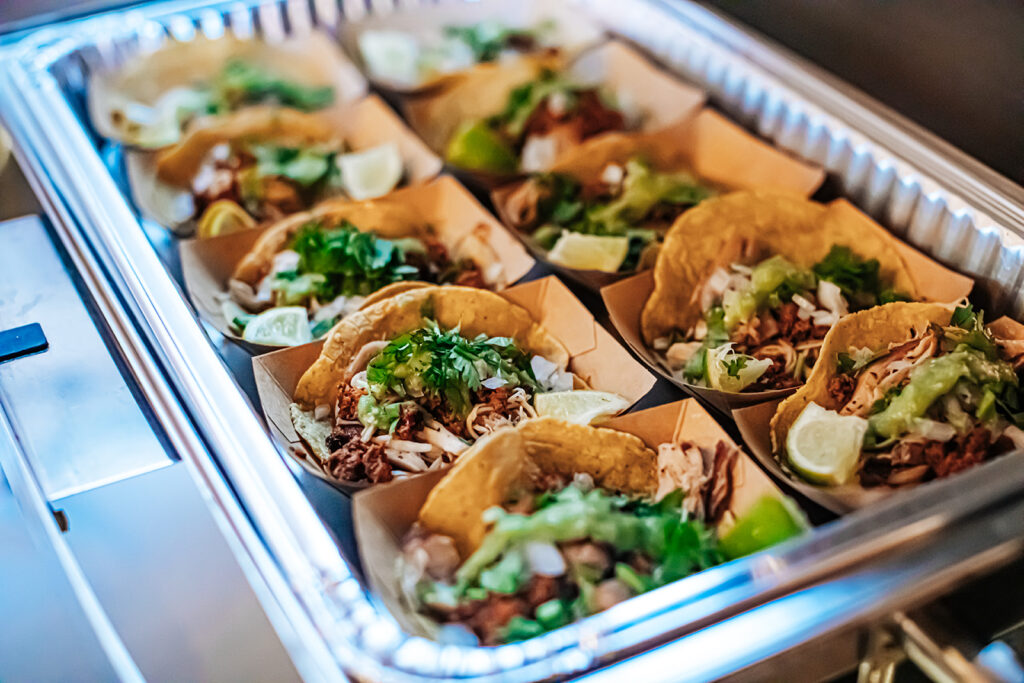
[351,0,603,93]
[404,41,704,178]
[223,194,499,346]
[493,110,825,276]
[89,33,365,148]
[394,416,806,645]
[639,191,974,396]
[771,303,1024,489]
[289,286,630,484]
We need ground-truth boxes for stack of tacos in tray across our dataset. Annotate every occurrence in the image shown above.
[603,190,975,413]
[89,33,367,149]
[762,303,1024,499]
[403,40,706,180]
[492,109,824,281]
[254,277,656,488]
[180,177,534,350]
[353,400,807,645]
[343,0,604,93]
[128,95,443,234]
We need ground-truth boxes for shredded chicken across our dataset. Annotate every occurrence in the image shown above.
[656,439,738,524]
[466,387,538,437]
[840,328,940,417]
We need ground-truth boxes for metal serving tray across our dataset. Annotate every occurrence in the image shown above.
[3,0,1024,680]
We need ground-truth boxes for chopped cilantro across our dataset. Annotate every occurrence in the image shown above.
[283,221,421,301]
[836,352,856,374]
[443,23,538,63]
[812,245,909,310]
[364,320,539,418]
[211,59,334,113]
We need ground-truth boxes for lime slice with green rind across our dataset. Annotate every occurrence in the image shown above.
[445,120,518,173]
[718,495,807,560]
[786,402,868,486]
[241,306,312,347]
[547,233,629,272]
[533,390,629,425]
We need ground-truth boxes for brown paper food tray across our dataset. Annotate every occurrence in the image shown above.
[491,107,827,290]
[601,199,976,416]
[252,274,657,493]
[338,0,606,95]
[732,314,1024,513]
[403,39,707,188]
[352,398,801,640]
[180,175,535,354]
[128,94,443,234]
[89,31,368,148]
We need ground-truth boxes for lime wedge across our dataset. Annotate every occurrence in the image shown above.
[718,495,807,560]
[359,30,423,87]
[197,200,256,239]
[786,402,868,485]
[445,120,518,174]
[705,345,773,393]
[547,233,629,273]
[337,142,404,200]
[241,306,312,347]
[534,390,629,425]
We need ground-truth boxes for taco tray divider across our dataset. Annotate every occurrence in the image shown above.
[2,0,1024,680]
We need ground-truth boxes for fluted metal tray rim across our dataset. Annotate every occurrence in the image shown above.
[2,0,1024,680]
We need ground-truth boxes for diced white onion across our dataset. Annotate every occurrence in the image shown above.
[531,355,557,383]
[350,370,369,390]
[520,135,559,173]
[817,279,848,316]
[481,376,508,390]
[600,163,624,186]
[272,250,300,274]
[792,293,816,320]
[912,418,957,442]
[313,404,331,421]
[547,91,570,117]
[524,541,566,577]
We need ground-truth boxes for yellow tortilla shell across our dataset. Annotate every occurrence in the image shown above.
[404,52,563,154]
[640,191,920,345]
[769,302,956,453]
[293,285,570,408]
[155,106,339,187]
[418,417,657,556]
[89,33,365,147]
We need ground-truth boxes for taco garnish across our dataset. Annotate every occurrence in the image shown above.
[771,303,1024,488]
[445,66,630,175]
[399,418,805,645]
[359,20,557,90]
[226,199,487,344]
[154,107,406,223]
[637,192,961,396]
[501,156,714,272]
[289,286,628,484]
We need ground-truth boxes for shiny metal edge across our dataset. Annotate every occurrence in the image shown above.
[0,387,145,683]
[2,0,1024,680]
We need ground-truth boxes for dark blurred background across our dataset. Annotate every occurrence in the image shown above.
[2,0,1022,184]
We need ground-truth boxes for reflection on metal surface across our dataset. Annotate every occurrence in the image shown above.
[2,0,1024,679]
[0,375,143,682]
[0,216,172,499]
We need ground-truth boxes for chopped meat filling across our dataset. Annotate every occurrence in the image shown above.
[327,431,392,483]
[863,426,994,487]
[335,385,365,422]
[520,89,625,149]
[827,373,857,405]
